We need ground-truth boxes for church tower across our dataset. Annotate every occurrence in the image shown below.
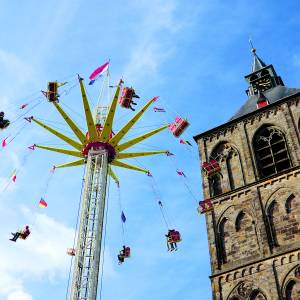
[194,48,300,299]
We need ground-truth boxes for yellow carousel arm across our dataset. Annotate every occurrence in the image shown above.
[115,150,167,159]
[109,97,156,146]
[54,159,86,169]
[79,77,98,140]
[100,79,122,142]
[116,124,169,152]
[35,144,83,158]
[108,166,120,185]
[111,160,149,173]
[32,118,82,150]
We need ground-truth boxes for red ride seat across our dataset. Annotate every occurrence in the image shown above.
[124,247,131,257]
[119,87,135,108]
[202,159,221,177]
[169,230,181,242]
[198,199,213,214]
[169,117,189,137]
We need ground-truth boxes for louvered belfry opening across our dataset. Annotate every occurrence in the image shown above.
[254,126,291,178]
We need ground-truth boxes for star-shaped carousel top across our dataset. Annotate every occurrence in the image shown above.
[32,77,169,183]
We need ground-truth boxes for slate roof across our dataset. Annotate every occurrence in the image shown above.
[230,85,300,120]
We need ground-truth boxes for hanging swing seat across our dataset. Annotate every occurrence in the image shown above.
[47,81,59,102]
[202,160,221,177]
[168,230,181,243]
[198,199,213,214]
[118,246,131,264]
[67,248,76,256]
[18,229,30,240]
[123,246,131,257]
[169,117,189,137]
[0,119,10,129]
[119,87,139,109]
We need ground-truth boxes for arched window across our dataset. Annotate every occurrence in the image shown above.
[210,142,244,196]
[235,211,245,231]
[218,218,228,264]
[285,194,295,213]
[253,126,291,178]
[250,74,258,82]
[285,280,297,300]
[267,201,278,247]
[260,69,270,77]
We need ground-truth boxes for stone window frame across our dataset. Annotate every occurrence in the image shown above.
[235,211,246,232]
[209,141,244,196]
[252,125,292,179]
[285,194,295,214]
[218,217,228,264]
[266,200,279,247]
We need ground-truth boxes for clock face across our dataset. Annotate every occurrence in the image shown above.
[253,76,272,92]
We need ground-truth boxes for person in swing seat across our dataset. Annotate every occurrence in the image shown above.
[0,112,10,129]
[10,225,30,242]
[166,230,177,251]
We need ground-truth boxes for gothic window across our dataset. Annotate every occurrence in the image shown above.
[267,201,278,247]
[253,126,291,178]
[285,280,298,300]
[285,194,295,213]
[211,173,222,196]
[210,142,244,196]
[250,74,258,82]
[260,69,270,77]
[218,218,228,264]
[235,211,245,231]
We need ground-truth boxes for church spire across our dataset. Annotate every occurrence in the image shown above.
[251,47,267,73]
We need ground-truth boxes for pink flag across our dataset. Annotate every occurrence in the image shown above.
[50,166,56,173]
[152,96,160,102]
[146,171,153,177]
[28,145,36,150]
[11,174,17,183]
[20,103,28,109]
[89,61,110,85]
[2,138,8,148]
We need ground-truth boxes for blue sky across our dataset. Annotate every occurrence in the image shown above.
[0,0,300,299]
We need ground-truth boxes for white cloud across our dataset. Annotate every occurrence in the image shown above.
[0,49,35,87]
[122,0,182,84]
[7,290,33,300]
[0,207,74,298]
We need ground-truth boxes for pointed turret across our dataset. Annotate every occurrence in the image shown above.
[251,47,266,72]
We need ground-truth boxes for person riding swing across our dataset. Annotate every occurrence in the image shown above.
[0,112,10,129]
[10,225,31,242]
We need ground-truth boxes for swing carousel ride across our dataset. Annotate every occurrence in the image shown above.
[0,61,220,300]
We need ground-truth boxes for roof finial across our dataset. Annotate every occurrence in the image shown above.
[249,37,256,54]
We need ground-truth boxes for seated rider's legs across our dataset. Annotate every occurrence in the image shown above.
[10,232,21,242]
[174,242,178,250]
[129,105,135,111]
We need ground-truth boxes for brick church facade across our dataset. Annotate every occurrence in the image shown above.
[194,49,300,299]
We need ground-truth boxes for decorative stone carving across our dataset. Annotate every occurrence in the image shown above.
[237,281,253,297]
[295,266,300,278]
